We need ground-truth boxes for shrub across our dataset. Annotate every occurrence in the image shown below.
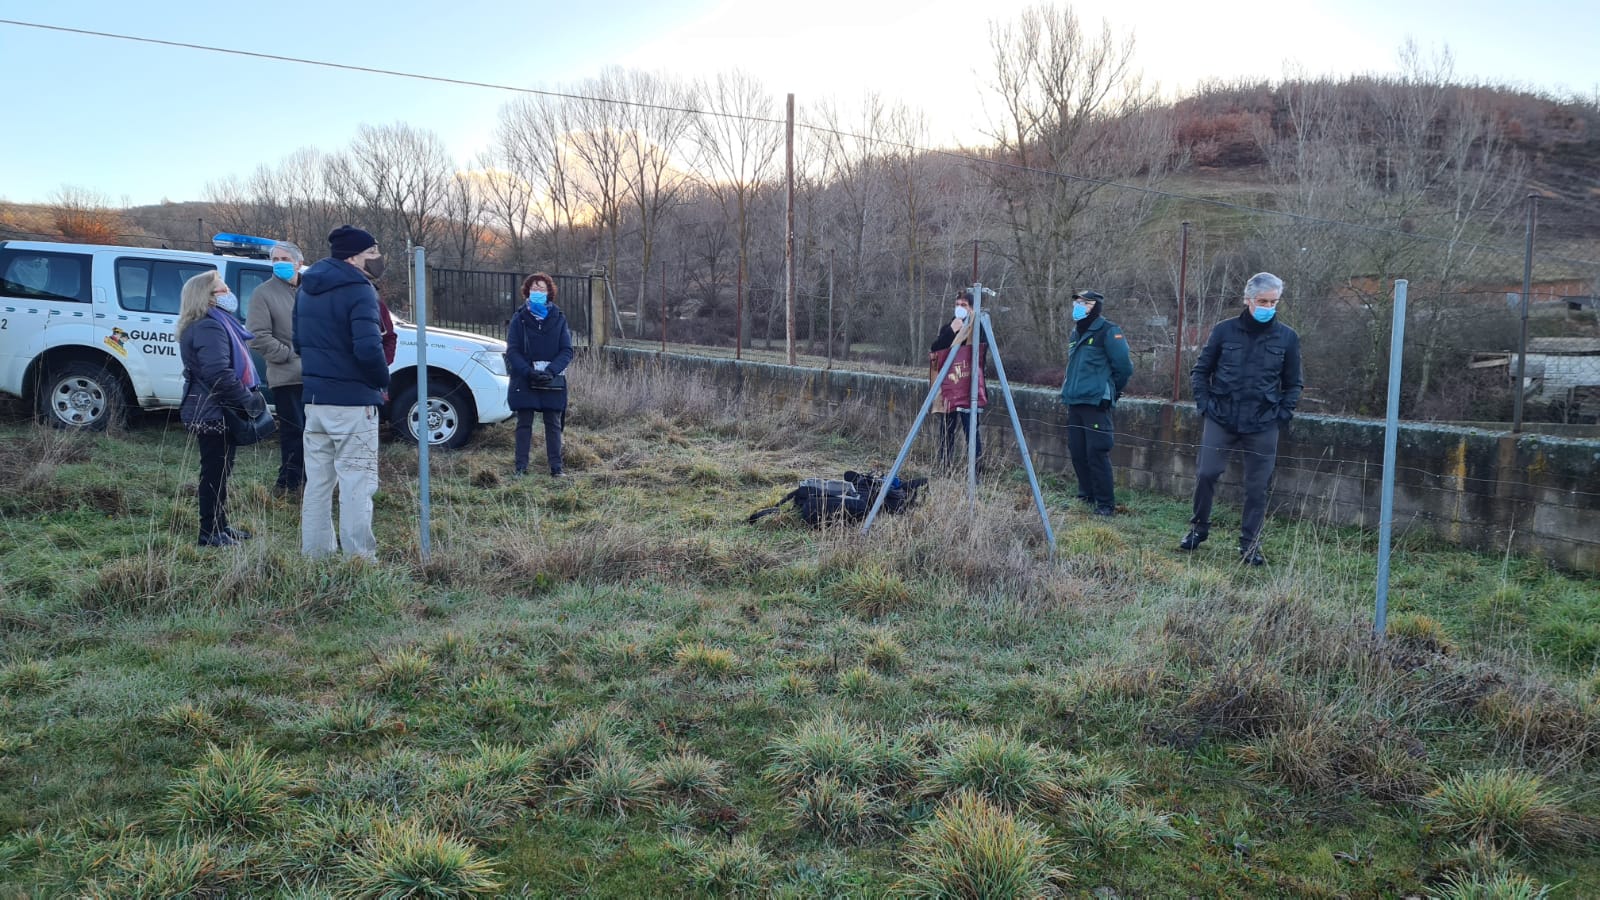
[863,630,908,673]
[1423,769,1573,853]
[1426,869,1552,899]
[766,713,880,791]
[311,697,396,747]
[0,659,58,696]
[562,751,660,820]
[336,819,501,898]
[836,666,880,699]
[898,792,1064,898]
[368,646,437,696]
[79,838,242,898]
[688,835,772,895]
[920,729,1064,812]
[1389,613,1457,655]
[787,775,880,841]
[154,701,222,742]
[533,711,617,786]
[830,567,915,619]
[675,642,740,678]
[166,742,295,835]
[77,551,173,612]
[1061,794,1183,857]
[656,750,728,804]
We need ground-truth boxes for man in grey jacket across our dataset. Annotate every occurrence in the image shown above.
[248,241,305,496]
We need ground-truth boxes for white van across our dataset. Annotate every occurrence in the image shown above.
[0,237,511,448]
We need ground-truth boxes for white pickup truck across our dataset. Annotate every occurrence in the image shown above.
[0,237,511,448]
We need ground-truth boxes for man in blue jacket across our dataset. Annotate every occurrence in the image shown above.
[1058,290,1133,516]
[1180,272,1303,566]
[293,225,390,559]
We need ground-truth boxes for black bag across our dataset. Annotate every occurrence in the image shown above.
[749,471,926,527]
[529,370,567,391]
[223,388,277,446]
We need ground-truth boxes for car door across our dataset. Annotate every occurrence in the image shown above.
[112,254,217,404]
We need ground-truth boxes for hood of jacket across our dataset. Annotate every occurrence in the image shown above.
[299,258,372,298]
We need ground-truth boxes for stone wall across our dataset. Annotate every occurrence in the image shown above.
[607,348,1600,572]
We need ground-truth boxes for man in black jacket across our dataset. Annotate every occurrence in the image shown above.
[1180,272,1303,565]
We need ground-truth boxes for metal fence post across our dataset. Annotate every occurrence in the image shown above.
[1512,194,1539,433]
[412,246,431,564]
[1173,221,1189,403]
[589,271,608,350]
[1375,278,1407,639]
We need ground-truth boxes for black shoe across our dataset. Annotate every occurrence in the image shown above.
[1178,529,1208,551]
[1239,544,1266,566]
[513,468,527,477]
[1093,507,1116,517]
[223,526,252,541]
[198,533,239,548]
[550,470,568,479]
[1076,494,1093,506]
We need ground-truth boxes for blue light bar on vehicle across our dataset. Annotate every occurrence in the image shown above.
[211,232,277,257]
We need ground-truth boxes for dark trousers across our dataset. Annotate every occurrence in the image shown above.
[515,408,565,474]
[937,409,982,471]
[196,429,238,540]
[1066,404,1116,511]
[273,384,305,489]
[1190,417,1279,547]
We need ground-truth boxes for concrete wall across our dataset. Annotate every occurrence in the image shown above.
[606,348,1600,573]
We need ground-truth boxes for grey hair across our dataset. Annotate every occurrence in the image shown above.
[270,241,304,264]
[1243,272,1284,300]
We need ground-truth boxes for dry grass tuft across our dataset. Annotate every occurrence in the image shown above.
[1164,661,1308,747]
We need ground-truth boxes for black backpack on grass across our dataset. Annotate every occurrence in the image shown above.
[748,471,926,527]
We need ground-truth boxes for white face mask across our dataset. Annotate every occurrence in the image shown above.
[953,306,970,322]
[214,292,239,314]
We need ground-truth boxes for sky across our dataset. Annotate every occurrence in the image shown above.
[1,0,1596,209]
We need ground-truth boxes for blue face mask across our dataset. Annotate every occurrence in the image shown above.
[1072,303,1091,322]
[1251,306,1276,323]
[527,291,548,316]
[272,261,297,281]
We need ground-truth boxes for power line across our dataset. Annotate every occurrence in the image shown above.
[4,17,1599,271]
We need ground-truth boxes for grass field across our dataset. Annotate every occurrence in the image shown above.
[1,354,1598,897]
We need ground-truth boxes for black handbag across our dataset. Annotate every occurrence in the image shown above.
[223,388,277,446]
[529,371,567,391]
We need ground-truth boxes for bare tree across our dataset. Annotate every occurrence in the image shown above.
[616,69,696,338]
[692,70,783,353]
[983,3,1168,343]
[441,167,488,268]
[492,94,582,270]
[329,123,455,253]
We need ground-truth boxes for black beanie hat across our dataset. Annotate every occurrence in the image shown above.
[328,225,376,260]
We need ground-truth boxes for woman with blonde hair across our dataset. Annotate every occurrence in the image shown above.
[178,270,259,546]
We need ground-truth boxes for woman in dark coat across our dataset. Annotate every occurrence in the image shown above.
[505,272,575,477]
[178,270,259,546]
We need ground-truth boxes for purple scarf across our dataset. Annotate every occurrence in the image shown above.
[209,308,259,388]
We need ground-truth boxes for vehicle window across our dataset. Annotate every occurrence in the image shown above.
[0,249,91,302]
[116,258,216,314]
[233,265,273,321]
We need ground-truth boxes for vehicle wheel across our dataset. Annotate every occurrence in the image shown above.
[391,383,476,449]
[38,359,126,431]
